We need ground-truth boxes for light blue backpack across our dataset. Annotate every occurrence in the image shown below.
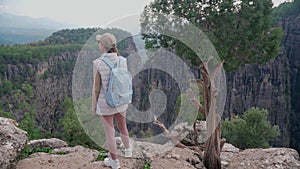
[101,56,133,107]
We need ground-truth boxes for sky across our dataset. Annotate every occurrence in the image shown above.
[0,0,152,28]
[0,0,289,33]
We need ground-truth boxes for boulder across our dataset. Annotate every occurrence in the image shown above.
[51,145,87,154]
[228,148,300,169]
[0,117,28,169]
[220,143,240,169]
[171,121,207,146]
[158,147,205,169]
[16,146,101,169]
[27,138,67,150]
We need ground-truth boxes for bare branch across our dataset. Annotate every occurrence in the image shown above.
[192,99,206,115]
[211,61,225,81]
[153,119,187,149]
[188,79,203,85]
[187,89,205,115]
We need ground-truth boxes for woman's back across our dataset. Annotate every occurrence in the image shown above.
[93,53,128,115]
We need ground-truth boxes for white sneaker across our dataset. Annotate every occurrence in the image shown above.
[124,143,133,158]
[103,158,120,169]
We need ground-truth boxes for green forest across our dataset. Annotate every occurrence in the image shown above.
[0,27,132,146]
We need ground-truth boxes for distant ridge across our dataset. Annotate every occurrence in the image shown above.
[0,13,72,30]
[0,13,75,45]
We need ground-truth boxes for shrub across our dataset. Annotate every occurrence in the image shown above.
[17,146,53,160]
[222,107,280,149]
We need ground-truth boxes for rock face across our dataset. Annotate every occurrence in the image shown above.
[224,53,291,147]
[34,51,78,135]
[127,50,201,137]
[170,14,300,151]
[224,14,300,149]
[1,50,79,136]
[284,15,300,153]
[0,117,28,169]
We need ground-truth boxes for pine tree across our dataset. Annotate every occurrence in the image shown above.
[59,97,98,148]
[222,107,280,149]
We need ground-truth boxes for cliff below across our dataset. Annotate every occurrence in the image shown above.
[224,48,291,147]
[1,47,79,136]
[218,14,300,150]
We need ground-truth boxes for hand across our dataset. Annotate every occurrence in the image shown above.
[92,108,97,116]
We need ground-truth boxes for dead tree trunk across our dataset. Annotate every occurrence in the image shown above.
[152,59,225,169]
[200,61,224,169]
[203,124,221,169]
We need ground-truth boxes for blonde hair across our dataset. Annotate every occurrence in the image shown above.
[96,33,120,56]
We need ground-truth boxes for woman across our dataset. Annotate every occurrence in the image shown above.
[92,33,133,169]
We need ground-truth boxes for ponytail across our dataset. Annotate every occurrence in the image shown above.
[107,47,120,56]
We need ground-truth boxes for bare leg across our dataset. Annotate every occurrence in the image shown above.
[115,112,130,148]
[101,115,118,160]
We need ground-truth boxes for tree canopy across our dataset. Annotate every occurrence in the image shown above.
[141,0,283,71]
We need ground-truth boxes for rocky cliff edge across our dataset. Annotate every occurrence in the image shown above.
[1,117,300,169]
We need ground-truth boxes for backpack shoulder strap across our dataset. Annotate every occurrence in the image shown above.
[101,57,115,69]
[118,56,126,67]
